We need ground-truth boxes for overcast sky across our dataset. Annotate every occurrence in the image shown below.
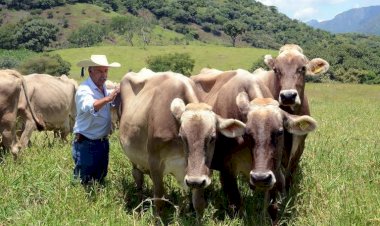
[256,0,380,22]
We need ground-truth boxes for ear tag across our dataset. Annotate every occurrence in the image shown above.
[313,66,323,74]
[299,121,309,130]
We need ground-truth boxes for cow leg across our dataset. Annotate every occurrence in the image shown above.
[220,169,241,215]
[147,145,165,216]
[286,135,306,190]
[267,171,285,226]
[16,120,36,155]
[1,123,16,155]
[191,188,206,219]
[265,190,279,226]
[132,163,144,200]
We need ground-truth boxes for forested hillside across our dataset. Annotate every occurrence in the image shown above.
[0,0,379,84]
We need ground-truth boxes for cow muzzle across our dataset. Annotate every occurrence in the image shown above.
[184,175,211,189]
[250,170,276,190]
[279,89,300,106]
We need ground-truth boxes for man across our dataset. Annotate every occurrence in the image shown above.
[72,55,120,184]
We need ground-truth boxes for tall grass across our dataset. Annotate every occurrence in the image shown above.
[0,83,379,225]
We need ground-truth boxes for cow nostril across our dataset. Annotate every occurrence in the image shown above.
[251,172,272,185]
[281,92,297,101]
[185,177,207,188]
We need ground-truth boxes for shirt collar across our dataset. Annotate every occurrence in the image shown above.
[86,77,106,93]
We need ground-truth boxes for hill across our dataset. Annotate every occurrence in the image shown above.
[53,45,276,81]
[0,1,380,84]
[307,6,380,35]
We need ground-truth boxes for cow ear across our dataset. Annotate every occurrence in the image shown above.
[264,55,275,69]
[307,58,329,75]
[236,92,250,115]
[171,98,186,121]
[217,116,246,138]
[284,113,317,135]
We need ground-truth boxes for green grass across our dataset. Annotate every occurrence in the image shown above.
[53,45,276,82]
[1,83,379,225]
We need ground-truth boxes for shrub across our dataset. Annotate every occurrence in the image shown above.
[19,54,71,76]
[0,57,20,69]
[146,53,195,76]
[15,18,59,52]
[68,23,107,47]
[0,24,18,50]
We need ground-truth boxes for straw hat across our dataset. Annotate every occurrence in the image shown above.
[77,55,121,68]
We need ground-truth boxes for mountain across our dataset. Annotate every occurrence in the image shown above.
[307,6,380,35]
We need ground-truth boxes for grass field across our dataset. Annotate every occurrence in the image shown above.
[53,45,276,82]
[1,83,379,226]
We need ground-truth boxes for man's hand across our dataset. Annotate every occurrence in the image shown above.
[107,86,120,103]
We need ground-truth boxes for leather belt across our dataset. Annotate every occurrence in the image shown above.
[75,133,108,142]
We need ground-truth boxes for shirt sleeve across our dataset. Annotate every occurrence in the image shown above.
[76,87,98,116]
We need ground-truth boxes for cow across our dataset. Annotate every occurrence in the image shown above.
[191,69,317,225]
[253,44,329,189]
[0,70,44,157]
[119,71,245,218]
[16,73,76,153]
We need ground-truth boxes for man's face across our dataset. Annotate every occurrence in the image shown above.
[89,66,109,88]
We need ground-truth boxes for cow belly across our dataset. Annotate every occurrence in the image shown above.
[123,144,150,172]
[123,144,186,187]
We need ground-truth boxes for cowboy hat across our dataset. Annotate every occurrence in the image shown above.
[77,55,121,68]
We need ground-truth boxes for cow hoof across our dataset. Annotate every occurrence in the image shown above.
[11,146,20,160]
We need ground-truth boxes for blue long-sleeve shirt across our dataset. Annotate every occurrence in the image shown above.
[73,77,112,140]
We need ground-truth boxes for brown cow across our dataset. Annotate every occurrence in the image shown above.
[191,69,317,224]
[119,71,245,218]
[0,70,44,157]
[16,74,76,153]
[254,44,329,188]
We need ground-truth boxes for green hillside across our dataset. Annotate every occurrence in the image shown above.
[54,45,276,81]
[0,1,379,83]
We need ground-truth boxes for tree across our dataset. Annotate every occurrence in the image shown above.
[222,20,246,47]
[146,53,195,76]
[15,19,58,52]
[110,15,139,46]
[136,9,156,47]
[0,24,18,50]
[68,23,107,47]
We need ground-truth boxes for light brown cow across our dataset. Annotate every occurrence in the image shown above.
[119,71,245,218]
[16,74,76,152]
[0,70,44,157]
[191,69,317,224]
[253,44,329,188]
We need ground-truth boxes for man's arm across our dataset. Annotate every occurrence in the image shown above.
[93,87,120,111]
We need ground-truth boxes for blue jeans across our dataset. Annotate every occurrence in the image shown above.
[72,139,109,184]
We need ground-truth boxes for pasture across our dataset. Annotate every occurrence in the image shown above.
[0,83,379,225]
[53,45,277,81]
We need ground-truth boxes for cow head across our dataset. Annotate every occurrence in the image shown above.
[264,44,329,108]
[171,98,245,189]
[236,93,317,190]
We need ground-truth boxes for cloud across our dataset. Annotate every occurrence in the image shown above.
[293,7,318,21]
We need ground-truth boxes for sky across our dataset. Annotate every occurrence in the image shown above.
[256,0,380,22]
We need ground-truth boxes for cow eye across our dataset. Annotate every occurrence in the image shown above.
[276,128,284,136]
[297,66,306,74]
[209,136,216,143]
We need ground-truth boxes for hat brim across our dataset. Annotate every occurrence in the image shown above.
[77,60,121,68]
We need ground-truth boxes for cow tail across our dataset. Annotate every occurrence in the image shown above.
[20,75,45,131]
